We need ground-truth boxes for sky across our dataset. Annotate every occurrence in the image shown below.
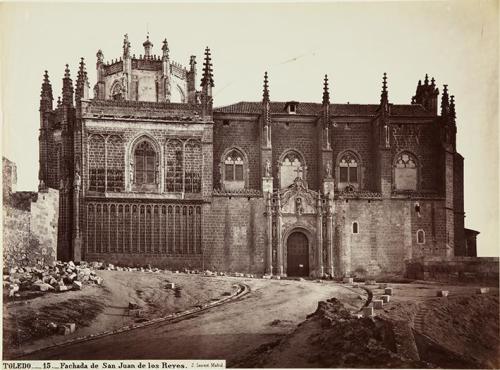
[1,1,498,256]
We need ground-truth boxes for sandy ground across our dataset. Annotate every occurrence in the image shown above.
[4,270,237,358]
[16,278,367,362]
[239,281,500,368]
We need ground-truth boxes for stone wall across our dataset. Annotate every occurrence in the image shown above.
[202,196,266,273]
[334,197,448,278]
[3,188,59,269]
[406,256,499,285]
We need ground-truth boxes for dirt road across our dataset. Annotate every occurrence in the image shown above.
[20,278,365,362]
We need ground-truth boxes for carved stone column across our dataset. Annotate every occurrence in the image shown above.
[276,193,284,276]
[316,193,324,278]
[325,193,334,277]
[265,192,273,275]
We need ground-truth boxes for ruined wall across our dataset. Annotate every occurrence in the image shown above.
[202,196,266,273]
[3,189,59,269]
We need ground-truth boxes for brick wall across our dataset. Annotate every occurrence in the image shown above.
[213,119,261,190]
[332,121,374,191]
[273,120,319,191]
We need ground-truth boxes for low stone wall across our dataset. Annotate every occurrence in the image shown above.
[2,188,59,269]
[405,257,499,285]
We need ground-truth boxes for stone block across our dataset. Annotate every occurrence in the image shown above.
[262,275,271,279]
[384,287,393,295]
[381,295,390,303]
[362,306,374,317]
[271,275,281,280]
[343,277,354,284]
[35,283,54,292]
[365,279,376,285]
[67,323,76,333]
[165,282,175,289]
[58,325,71,335]
[476,287,489,294]
[56,285,69,292]
[436,290,449,297]
[372,299,384,309]
[72,281,83,290]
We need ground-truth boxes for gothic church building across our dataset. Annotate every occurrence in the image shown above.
[38,35,474,277]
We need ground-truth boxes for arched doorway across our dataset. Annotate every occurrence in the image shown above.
[287,231,309,276]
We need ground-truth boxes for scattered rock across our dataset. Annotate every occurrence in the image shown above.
[165,282,175,289]
[128,302,140,310]
[476,287,489,294]
[381,295,390,303]
[384,287,393,295]
[72,281,83,290]
[372,299,384,309]
[437,290,449,297]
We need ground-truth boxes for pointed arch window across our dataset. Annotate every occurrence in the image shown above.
[394,152,418,191]
[222,149,246,191]
[280,151,304,189]
[417,229,425,244]
[111,81,124,101]
[134,141,157,187]
[337,151,360,191]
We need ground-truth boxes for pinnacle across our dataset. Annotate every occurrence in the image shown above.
[263,71,270,102]
[322,74,330,105]
[64,64,71,79]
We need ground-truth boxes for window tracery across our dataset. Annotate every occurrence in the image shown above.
[280,151,304,189]
[337,151,360,191]
[394,152,418,191]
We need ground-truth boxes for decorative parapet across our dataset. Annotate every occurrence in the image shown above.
[391,190,443,200]
[336,189,383,200]
[83,99,203,121]
[212,188,263,198]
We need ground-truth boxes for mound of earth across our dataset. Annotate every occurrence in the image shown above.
[235,298,431,368]
[414,294,500,369]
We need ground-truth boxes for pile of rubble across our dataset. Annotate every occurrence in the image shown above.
[4,261,104,298]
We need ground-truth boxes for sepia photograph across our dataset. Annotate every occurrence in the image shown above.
[1,0,499,368]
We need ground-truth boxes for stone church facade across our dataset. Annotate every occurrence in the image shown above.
[37,35,475,277]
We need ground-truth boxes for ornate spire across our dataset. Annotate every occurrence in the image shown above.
[322,74,330,105]
[40,70,53,110]
[76,58,89,101]
[263,71,270,103]
[143,34,153,57]
[201,47,214,88]
[380,72,388,106]
[62,64,74,107]
[450,95,456,122]
[123,34,130,58]
[441,84,450,117]
[162,38,169,59]
[424,73,429,85]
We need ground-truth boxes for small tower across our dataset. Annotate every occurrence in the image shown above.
[187,55,197,104]
[320,74,334,196]
[143,34,153,57]
[412,73,439,114]
[95,49,105,99]
[441,84,450,118]
[200,46,214,118]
